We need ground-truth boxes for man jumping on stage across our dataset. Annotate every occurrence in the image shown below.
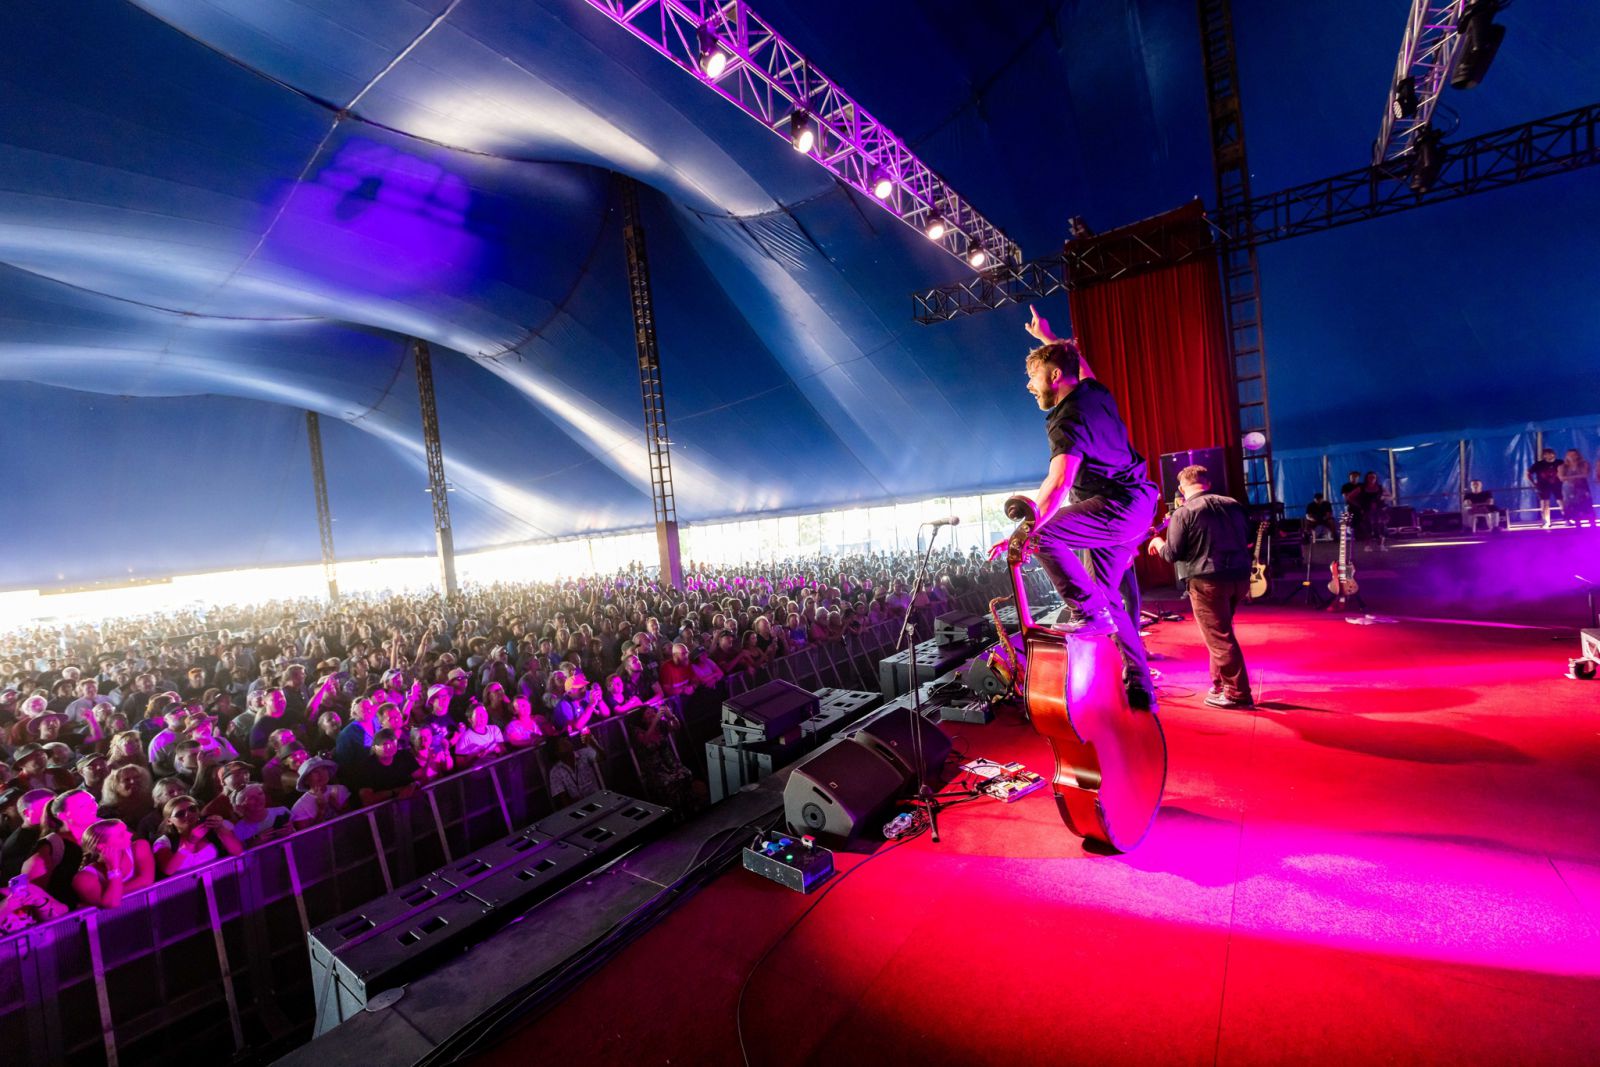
[990,307,1159,711]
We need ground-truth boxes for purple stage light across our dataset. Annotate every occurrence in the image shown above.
[265,139,480,296]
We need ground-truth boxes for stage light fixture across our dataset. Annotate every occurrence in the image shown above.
[924,215,947,241]
[870,167,894,200]
[1408,124,1445,193]
[788,111,815,154]
[699,43,729,79]
[1242,431,1268,452]
[1068,215,1094,240]
[1450,1,1506,90]
[1392,76,1419,120]
[967,244,987,268]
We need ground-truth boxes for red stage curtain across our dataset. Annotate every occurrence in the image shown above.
[1065,203,1239,585]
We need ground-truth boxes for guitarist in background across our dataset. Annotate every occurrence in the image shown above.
[1148,466,1255,709]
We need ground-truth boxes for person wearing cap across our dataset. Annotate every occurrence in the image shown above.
[201,761,254,821]
[444,667,474,721]
[75,753,111,798]
[290,757,349,830]
[10,745,49,790]
[186,711,238,765]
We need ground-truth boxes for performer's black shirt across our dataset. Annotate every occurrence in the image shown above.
[1464,490,1494,507]
[1306,499,1333,522]
[1338,481,1361,505]
[1529,460,1562,490]
[1044,380,1150,505]
[1157,491,1252,582]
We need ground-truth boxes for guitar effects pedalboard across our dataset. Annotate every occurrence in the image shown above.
[743,830,835,894]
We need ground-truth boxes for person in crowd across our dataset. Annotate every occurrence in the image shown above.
[450,701,506,766]
[0,875,67,933]
[551,672,608,735]
[290,757,348,830]
[546,734,603,808]
[629,703,697,810]
[75,753,111,799]
[352,729,419,806]
[503,698,546,749]
[19,789,102,903]
[1302,493,1337,541]
[137,778,191,842]
[226,784,292,847]
[481,682,514,726]
[308,710,343,756]
[0,789,56,881]
[201,761,254,821]
[410,724,456,782]
[1528,447,1564,529]
[153,795,241,876]
[247,689,295,760]
[657,643,698,698]
[261,742,309,809]
[1148,465,1255,710]
[107,729,147,768]
[72,818,156,908]
[1559,448,1593,528]
[99,763,155,828]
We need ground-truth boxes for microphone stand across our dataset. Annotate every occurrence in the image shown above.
[898,522,946,843]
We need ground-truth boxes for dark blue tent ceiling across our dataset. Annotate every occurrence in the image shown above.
[1,0,1595,586]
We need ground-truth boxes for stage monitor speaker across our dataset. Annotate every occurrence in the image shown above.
[722,678,818,744]
[1159,447,1229,503]
[784,737,908,841]
[849,706,954,783]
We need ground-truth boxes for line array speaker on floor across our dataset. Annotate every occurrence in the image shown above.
[308,791,669,1035]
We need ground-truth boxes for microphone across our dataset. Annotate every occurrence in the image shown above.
[924,516,961,528]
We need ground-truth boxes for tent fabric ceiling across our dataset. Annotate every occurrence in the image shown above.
[0,0,1594,587]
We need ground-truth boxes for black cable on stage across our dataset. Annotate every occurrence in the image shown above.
[734,832,921,1067]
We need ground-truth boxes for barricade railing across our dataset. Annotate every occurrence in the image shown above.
[0,709,658,1067]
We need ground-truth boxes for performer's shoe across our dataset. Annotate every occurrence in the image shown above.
[1204,692,1255,710]
[1125,686,1159,713]
[1057,606,1116,636]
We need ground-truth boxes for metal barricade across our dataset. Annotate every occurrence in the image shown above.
[0,743,567,1066]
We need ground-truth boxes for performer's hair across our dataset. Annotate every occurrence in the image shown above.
[1025,340,1080,382]
[1177,465,1211,487]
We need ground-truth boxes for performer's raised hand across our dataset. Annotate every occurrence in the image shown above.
[1025,304,1057,344]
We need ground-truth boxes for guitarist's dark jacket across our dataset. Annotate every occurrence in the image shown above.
[1156,492,1252,582]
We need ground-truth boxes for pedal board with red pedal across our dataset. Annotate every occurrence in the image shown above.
[961,758,1046,803]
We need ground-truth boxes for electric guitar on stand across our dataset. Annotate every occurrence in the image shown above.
[1326,512,1362,610]
[1247,520,1272,600]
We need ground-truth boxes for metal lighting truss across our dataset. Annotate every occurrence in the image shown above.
[1372,1,1467,166]
[912,103,1600,322]
[582,0,1021,269]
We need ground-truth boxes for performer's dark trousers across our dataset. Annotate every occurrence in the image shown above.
[1031,487,1157,694]
[1186,575,1252,699]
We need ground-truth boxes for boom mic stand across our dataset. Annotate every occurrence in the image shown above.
[898,520,947,843]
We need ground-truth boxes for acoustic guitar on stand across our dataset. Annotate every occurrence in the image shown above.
[1247,520,1272,600]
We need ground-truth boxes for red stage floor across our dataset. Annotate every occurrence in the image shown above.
[477,605,1600,1066]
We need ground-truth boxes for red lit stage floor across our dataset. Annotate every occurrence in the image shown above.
[475,604,1600,1066]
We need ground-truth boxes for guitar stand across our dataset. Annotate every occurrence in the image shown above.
[1326,591,1367,613]
[1288,539,1329,607]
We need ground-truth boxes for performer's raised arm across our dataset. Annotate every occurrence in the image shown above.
[1026,305,1094,380]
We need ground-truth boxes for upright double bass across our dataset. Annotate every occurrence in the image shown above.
[1001,495,1167,852]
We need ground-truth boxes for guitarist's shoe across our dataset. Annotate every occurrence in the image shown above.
[1056,605,1117,637]
[1204,692,1255,710]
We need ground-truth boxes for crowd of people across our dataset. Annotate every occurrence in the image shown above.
[0,548,1003,932]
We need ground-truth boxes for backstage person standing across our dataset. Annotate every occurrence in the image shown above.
[1148,465,1254,709]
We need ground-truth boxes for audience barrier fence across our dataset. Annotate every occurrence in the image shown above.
[0,578,1025,1065]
